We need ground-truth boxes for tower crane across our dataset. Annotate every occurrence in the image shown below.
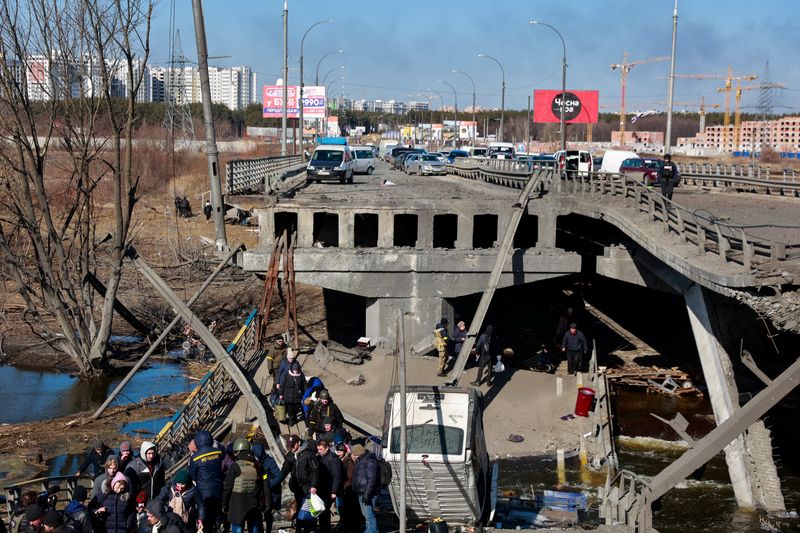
[610,52,669,146]
[672,97,721,132]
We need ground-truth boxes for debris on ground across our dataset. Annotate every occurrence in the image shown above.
[605,365,703,397]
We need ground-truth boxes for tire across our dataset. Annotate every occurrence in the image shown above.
[367,167,374,175]
[339,177,346,184]
[315,179,321,184]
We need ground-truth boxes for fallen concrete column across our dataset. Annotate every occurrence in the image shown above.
[684,283,754,507]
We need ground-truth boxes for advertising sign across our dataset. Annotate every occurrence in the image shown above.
[533,90,599,124]
[301,86,326,118]
[263,85,298,118]
[263,85,327,119]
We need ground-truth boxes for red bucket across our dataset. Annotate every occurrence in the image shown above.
[574,387,596,417]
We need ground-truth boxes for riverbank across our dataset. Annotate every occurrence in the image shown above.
[0,392,187,487]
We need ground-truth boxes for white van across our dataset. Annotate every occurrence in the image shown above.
[383,385,491,526]
[553,149,592,177]
[488,142,515,160]
[350,146,376,175]
[599,149,640,174]
[379,139,399,160]
[306,144,354,184]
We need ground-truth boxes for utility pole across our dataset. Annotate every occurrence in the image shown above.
[281,0,288,156]
[191,0,227,251]
[526,95,531,155]
[664,0,679,154]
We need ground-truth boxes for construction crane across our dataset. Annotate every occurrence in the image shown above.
[711,68,758,149]
[610,52,669,146]
[672,97,721,132]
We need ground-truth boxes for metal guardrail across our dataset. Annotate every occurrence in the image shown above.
[226,155,305,195]
[447,159,800,274]
[563,174,800,271]
[154,309,264,468]
[676,161,776,180]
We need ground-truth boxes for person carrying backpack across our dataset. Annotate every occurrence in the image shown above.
[63,486,93,533]
[156,470,197,526]
[350,445,380,533]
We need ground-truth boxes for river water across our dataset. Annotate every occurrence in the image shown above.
[0,362,192,424]
[497,387,800,532]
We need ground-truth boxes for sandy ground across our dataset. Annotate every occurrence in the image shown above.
[293,348,591,458]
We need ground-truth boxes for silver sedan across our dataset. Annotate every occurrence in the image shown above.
[405,154,446,176]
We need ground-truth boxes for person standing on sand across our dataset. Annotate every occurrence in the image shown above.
[434,317,450,377]
[561,323,588,375]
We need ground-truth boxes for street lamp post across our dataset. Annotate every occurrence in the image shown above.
[530,20,567,152]
[321,66,345,86]
[299,19,332,155]
[323,77,345,136]
[665,0,679,154]
[412,93,434,150]
[315,49,343,85]
[452,70,476,146]
[478,53,505,142]
[437,80,458,148]
[428,88,445,149]
[281,0,288,156]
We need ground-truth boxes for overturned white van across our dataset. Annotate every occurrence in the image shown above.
[382,385,492,526]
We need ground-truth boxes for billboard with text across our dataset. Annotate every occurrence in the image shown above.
[262,85,326,119]
[533,90,599,124]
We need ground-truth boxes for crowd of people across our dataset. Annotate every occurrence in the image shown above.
[4,336,384,533]
[5,428,383,533]
[432,305,591,382]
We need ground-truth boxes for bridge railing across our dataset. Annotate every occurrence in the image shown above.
[563,173,800,271]
[446,159,800,273]
[154,309,265,469]
[226,155,305,195]
[597,469,653,531]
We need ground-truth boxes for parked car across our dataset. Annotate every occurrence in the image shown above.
[306,144,354,184]
[428,152,446,162]
[406,154,447,175]
[446,149,470,164]
[619,157,659,185]
[351,146,376,175]
[393,149,425,170]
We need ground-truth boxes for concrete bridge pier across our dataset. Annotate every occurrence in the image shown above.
[684,283,785,511]
[366,296,453,350]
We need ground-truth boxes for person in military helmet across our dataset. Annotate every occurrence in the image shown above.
[222,438,264,533]
[307,389,344,438]
[659,153,680,201]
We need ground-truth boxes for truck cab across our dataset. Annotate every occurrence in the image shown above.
[382,386,491,526]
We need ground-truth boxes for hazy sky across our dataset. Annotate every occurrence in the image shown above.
[152,0,799,114]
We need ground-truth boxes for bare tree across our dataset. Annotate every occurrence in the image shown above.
[0,0,153,378]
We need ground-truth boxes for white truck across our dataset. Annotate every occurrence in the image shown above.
[382,385,492,526]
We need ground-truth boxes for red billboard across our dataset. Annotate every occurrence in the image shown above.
[533,90,599,124]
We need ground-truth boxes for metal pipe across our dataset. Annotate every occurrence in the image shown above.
[397,310,407,533]
[91,244,243,420]
[191,0,227,251]
[665,0,679,154]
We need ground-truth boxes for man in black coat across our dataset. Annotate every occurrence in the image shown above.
[659,153,680,201]
[313,440,342,533]
[144,501,185,533]
[282,435,318,533]
[471,325,495,387]
[561,322,589,375]
[75,440,114,478]
[350,445,380,533]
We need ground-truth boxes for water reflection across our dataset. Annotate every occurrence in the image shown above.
[0,364,192,424]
